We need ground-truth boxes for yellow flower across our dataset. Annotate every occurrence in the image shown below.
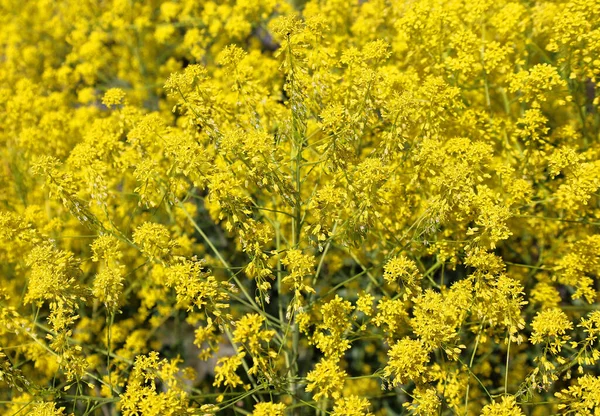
[481,396,525,416]
[332,395,374,416]
[306,358,347,400]
[251,402,286,416]
[384,338,430,387]
[383,255,421,298]
[530,308,573,354]
[101,88,126,107]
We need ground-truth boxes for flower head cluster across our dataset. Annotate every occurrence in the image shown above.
[2,0,600,414]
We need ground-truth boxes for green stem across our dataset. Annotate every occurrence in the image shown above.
[464,325,483,414]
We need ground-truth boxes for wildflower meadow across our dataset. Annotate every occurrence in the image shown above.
[1,0,600,415]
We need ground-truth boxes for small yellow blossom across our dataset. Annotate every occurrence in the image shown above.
[251,402,286,416]
[481,396,525,416]
[332,395,374,416]
[383,338,430,387]
[306,358,347,400]
[101,88,126,107]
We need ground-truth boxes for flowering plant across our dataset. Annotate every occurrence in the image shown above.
[1,0,600,414]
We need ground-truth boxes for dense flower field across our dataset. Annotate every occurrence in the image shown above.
[1,0,600,414]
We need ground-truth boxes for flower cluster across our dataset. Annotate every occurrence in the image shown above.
[1,0,600,414]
